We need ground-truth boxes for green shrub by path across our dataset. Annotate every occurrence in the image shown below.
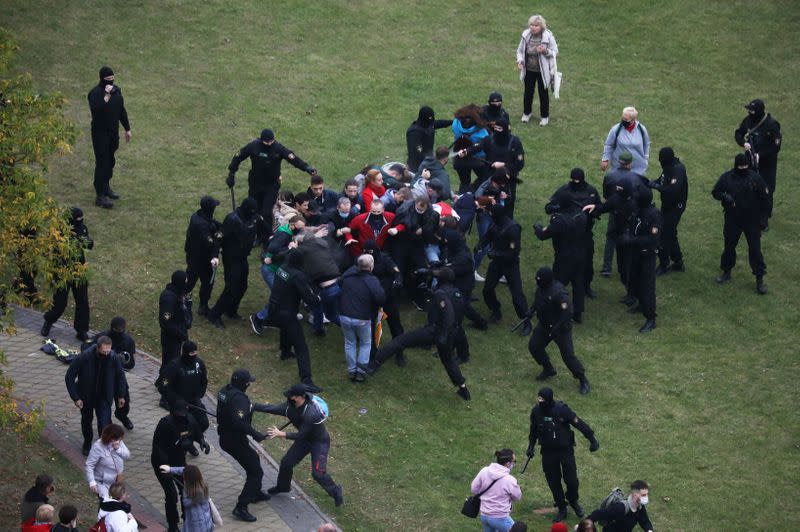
[2,1,799,530]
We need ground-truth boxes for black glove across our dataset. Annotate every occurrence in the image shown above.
[721,193,735,208]
[253,431,267,442]
[526,445,535,458]
[392,279,403,289]
[533,223,544,238]
[306,166,317,176]
[648,179,661,190]
[544,203,559,215]
[200,439,210,454]
[226,174,235,188]
[589,438,600,452]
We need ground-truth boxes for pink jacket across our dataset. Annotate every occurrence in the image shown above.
[470,463,522,518]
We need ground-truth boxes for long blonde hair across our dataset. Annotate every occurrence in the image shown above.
[183,465,209,503]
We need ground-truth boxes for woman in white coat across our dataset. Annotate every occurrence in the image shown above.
[516,15,558,126]
[85,423,130,499]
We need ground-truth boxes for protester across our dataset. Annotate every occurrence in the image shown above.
[97,482,138,532]
[587,480,653,532]
[21,504,55,532]
[601,107,650,175]
[20,474,54,523]
[85,423,130,499]
[158,464,220,532]
[470,449,521,532]
[50,505,80,532]
[516,15,558,126]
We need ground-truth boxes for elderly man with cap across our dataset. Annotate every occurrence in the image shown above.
[735,98,782,224]
[157,270,192,408]
[87,66,131,209]
[216,369,271,522]
[184,195,223,316]
[260,383,343,507]
[406,106,453,173]
[226,128,317,239]
[524,267,590,395]
[527,387,599,523]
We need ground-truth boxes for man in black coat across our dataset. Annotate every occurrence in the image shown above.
[151,399,208,531]
[482,205,529,330]
[158,270,192,407]
[227,128,316,238]
[87,66,131,208]
[41,207,93,341]
[406,106,453,172]
[157,340,209,437]
[527,387,600,523]
[64,337,127,455]
[735,99,781,221]
[207,198,259,328]
[623,188,662,333]
[184,195,223,316]
[386,197,438,307]
[481,91,510,125]
[650,148,688,276]
[90,316,136,430]
[712,154,771,294]
[441,229,487,331]
[587,480,654,532]
[525,267,590,395]
[216,369,270,522]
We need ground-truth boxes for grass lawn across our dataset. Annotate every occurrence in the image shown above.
[3,1,800,530]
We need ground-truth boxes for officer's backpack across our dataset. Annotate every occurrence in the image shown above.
[308,394,329,424]
[597,487,630,526]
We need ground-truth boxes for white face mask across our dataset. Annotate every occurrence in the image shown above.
[508,463,514,471]
[639,495,649,506]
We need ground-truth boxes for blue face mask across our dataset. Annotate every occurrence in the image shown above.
[338,211,349,219]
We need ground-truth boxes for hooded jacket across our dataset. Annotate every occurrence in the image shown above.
[416,155,454,200]
[257,395,329,442]
[184,209,222,262]
[515,28,558,86]
[470,463,522,518]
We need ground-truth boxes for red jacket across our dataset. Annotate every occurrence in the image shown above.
[347,211,395,256]
[362,183,386,209]
[21,518,52,532]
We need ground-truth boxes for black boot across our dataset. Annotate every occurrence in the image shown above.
[554,507,568,522]
[395,352,407,367]
[519,320,532,336]
[536,367,557,381]
[40,321,52,337]
[671,261,685,272]
[488,309,502,323]
[570,501,585,518]
[267,485,290,495]
[756,276,768,295]
[232,505,256,522]
[579,376,590,395]
[106,189,120,200]
[456,385,471,401]
[333,485,344,507]
[197,304,209,317]
[716,270,731,284]
[639,319,657,333]
[619,294,637,306]
[95,195,113,209]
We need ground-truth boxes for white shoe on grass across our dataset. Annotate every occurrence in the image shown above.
[521,114,531,123]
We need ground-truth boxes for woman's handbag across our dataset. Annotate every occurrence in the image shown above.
[461,477,500,518]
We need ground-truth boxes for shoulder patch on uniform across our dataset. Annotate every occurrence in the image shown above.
[207,236,214,243]
[288,153,296,160]
[237,410,245,418]
[416,145,423,153]
[510,242,516,249]
[517,154,524,161]
[163,312,171,321]
[651,226,659,234]
[560,302,568,310]
[670,178,677,184]
[162,378,169,386]
[440,299,446,308]
[215,231,223,239]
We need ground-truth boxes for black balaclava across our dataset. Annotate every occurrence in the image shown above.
[746,99,765,121]
[538,387,555,410]
[286,249,304,269]
[493,117,510,144]
[488,91,503,105]
[485,92,504,120]
[200,195,219,218]
[99,66,113,84]
[535,267,554,289]
[240,197,258,219]
[181,340,198,363]
[569,168,585,190]
[70,207,84,228]
[260,128,275,142]
[637,186,653,209]
[109,316,126,339]
[734,153,749,173]
[417,106,435,128]
[171,270,188,293]
[658,147,675,168]
[442,229,465,255]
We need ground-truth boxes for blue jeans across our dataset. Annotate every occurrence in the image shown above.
[424,244,440,264]
[256,265,276,320]
[473,212,493,270]
[480,514,514,532]
[340,315,371,373]
[313,283,341,331]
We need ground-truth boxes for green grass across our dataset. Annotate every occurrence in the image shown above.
[3,1,800,530]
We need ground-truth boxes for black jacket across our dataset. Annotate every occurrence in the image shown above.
[87,83,130,135]
[651,159,688,211]
[535,211,589,260]
[298,236,341,284]
[65,345,127,404]
[268,263,320,316]
[229,139,312,191]
[184,210,222,263]
[258,397,328,442]
[530,281,572,332]
[406,119,453,172]
[529,400,594,451]
[470,133,525,177]
[735,113,782,162]
[416,156,454,201]
[159,283,191,341]
[626,204,663,256]
[587,502,653,532]
[150,413,203,467]
[443,240,476,293]
[486,217,522,261]
[546,181,601,215]
[338,267,386,320]
[308,187,340,213]
[158,355,208,404]
[221,208,258,260]
[369,249,402,295]
[392,202,440,245]
[712,168,771,222]
[216,384,265,441]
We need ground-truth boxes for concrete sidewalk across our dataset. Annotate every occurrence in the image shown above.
[1,307,338,532]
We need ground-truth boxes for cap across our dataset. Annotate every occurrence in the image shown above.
[618,151,634,164]
[284,383,308,398]
[171,399,188,416]
[231,368,256,385]
[200,195,220,210]
[260,128,275,141]
[744,99,764,111]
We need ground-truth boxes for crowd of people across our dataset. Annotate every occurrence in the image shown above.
[18,11,783,532]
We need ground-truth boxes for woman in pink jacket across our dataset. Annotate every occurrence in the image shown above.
[470,448,522,532]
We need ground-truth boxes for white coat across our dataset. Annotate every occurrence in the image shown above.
[516,28,559,88]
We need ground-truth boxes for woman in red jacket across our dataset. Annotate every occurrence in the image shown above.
[362,169,386,208]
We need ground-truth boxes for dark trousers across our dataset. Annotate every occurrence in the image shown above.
[438,327,469,386]
[720,215,766,276]
[463,300,486,328]
[630,254,657,320]
[483,258,528,319]
[376,325,467,387]
[186,258,215,308]
[220,434,263,506]
[523,70,550,117]
[114,388,131,423]
[91,132,119,196]
[370,296,404,361]
[276,435,338,499]
[659,209,684,267]
[758,159,777,218]
[390,240,427,303]
[153,467,184,530]
[268,311,312,383]
[553,254,586,318]
[529,323,585,379]
[250,184,280,238]
[43,281,90,333]
[158,333,184,395]
[601,218,616,273]
[80,400,112,445]
[541,448,579,509]
[584,234,595,290]
[210,257,249,319]
[453,158,488,194]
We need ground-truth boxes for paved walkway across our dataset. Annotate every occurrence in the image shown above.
[1,307,337,532]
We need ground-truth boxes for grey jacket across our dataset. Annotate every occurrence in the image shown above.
[516,28,558,87]
[85,439,130,498]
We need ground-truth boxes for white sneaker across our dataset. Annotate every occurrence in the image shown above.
[539,117,549,126]
[499,275,508,284]
[322,314,331,324]
[521,114,531,123]
[474,271,486,282]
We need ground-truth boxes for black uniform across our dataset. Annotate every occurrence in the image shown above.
[362,240,404,361]
[527,387,599,517]
[43,208,93,338]
[406,106,453,172]
[258,387,341,503]
[600,167,643,284]
[158,352,209,433]
[735,99,781,218]
[712,156,770,283]
[527,268,589,392]
[442,230,487,331]
[184,197,223,314]
[151,406,205,531]
[482,206,528,321]
[481,93,511,125]
[87,67,130,199]
[387,201,438,305]
[208,199,259,324]
[266,251,321,385]
[650,148,687,273]
[216,374,268,511]
[228,134,314,237]
[468,118,524,217]
[623,188,662,330]
[535,211,590,321]
[158,271,192,386]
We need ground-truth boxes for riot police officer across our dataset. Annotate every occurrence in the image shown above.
[482,205,529,330]
[735,99,781,222]
[184,195,223,316]
[157,340,209,438]
[158,270,192,408]
[216,369,271,522]
[151,399,208,532]
[622,188,662,333]
[441,229,488,330]
[527,387,599,523]
[525,267,590,395]
[650,147,688,276]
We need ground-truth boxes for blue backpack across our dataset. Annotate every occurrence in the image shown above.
[309,394,329,423]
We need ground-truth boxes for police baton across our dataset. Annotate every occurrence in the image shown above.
[187,403,217,418]
[520,455,532,474]
[230,186,236,211]
[210,263,218,286]
[510,317,530,333]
